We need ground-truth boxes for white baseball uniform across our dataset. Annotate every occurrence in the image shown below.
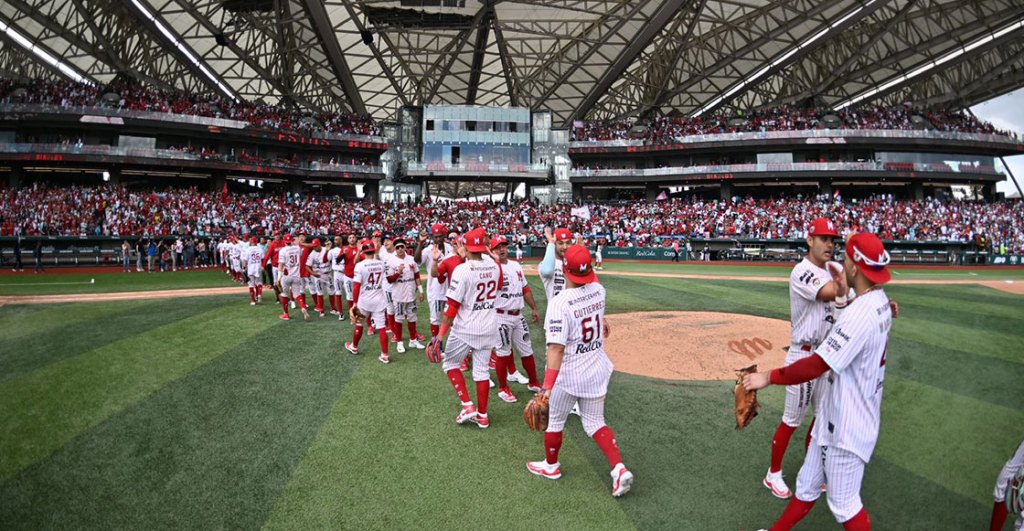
[304,249,330,296]
[783,258,840,426]
[245,245,265,287]
[327,246,345,296]
[544,282,613,437]
[277,245,303,298]
[353,257,388,330]
[494,259,533,358]
[380,247,396,316]
[387,253,419,323]
[541,257,566,300]
[231,241,245,273]
[994,437,1024,531]
[793,288,892,523]
[441,256,501,382]
[424,242,455,325]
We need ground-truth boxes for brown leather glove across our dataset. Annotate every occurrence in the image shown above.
[735,364,760,430]
[523,393,550,432]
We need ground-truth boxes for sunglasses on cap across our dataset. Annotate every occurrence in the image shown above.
[851,246,891,269]
[395,244,406,249]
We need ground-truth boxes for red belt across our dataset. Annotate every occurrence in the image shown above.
[800,345,812,352]
[496,309,521,316]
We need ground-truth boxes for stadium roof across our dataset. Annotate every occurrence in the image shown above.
[2,0,1024,126]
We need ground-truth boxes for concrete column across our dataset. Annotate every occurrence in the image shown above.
[911,181,924,201]
[820,181,833,197]
[364,180,380,202]
[719,182,733,201]
[645,183,659,202]
[523,181,532,201]
[212,171,227,193]
[107,167,122,185]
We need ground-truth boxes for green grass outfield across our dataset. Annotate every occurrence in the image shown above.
[0,265,1021,530]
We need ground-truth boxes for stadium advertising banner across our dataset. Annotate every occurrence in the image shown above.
[991,255,1022,265]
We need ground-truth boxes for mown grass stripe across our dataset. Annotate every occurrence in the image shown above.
[876,375,1024,505]
[887,285,1024,321]
[262,352,635,530]
[0,320,359,530]
[0,296,234,383]
[0,300,275,483]
[0,301,146,344]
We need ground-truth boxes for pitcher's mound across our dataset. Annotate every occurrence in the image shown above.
[605,311,791,381]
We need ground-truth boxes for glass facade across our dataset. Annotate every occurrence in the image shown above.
[421,105,531,164]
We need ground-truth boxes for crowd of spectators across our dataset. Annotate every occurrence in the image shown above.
[572,105,1019,143]
[0,78,380,137]
[1,184,1021,255]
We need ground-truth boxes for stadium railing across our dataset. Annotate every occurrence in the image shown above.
[569,161,1002,178]
[568,128,1021,148]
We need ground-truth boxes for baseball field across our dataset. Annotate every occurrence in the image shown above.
[1,263,1022,530]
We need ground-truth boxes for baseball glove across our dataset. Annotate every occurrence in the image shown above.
[425,337,443,363]
[523,393,549,432]
[1007,465,1024,514]
[349,307,365,320]
[734,364,760,430]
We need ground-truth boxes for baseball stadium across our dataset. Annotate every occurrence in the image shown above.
[1,0,1024,529]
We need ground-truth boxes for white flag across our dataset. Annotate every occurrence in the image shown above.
[570,206,591,220]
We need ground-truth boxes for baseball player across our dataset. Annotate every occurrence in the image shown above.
[515,240,524,261]
[434,236,479,375]
[326,236,347,320]
[244,237,265,305]
[376,232,398,340]
[764,217,851,499]
[304,238,329,317]
[262,233,283,302]
[489,234,542,402]
[991,437,1024,531]
[385,238,425,353]
[342,234,359,319]
[346,239,392,364]
[275,234,310,321]
[527,244,633,497]
[539,227,573,301]
[231,236,247,284]
[415,224,455,340]
[744,232,894,531]
[595,239,604,270]
[436,228,502,428]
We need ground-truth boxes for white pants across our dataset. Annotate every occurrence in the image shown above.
[333,272,345,296]
[385,290,395,315]
[495,312,533,357]
[547,386,606,436]
[428,298,447,326]
[343,275,354,300]
[305,277,321,296]
[247,267,263,287]
[357,304,387,330]
[272,266,280,284]
[795,441,866,523]
[393,300,417,323]
[281,276,303,299]
[441,334,490,382]
[782,346,822,427]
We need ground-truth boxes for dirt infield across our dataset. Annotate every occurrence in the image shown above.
[0,287,246,307]
[605,311,790,381]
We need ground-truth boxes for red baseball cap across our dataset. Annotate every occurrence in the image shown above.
[359,238,375,252]
[845,233,891,285]
[490,235,508,248]
[554,228,573,242]
[563,244,597,285]
[282,234,294,243]
[463,228,488,253]
[809,218,839,237]
[431,224,447,236]
[312,238,322,246]
[372,230,382,237]
[249,237,257,244]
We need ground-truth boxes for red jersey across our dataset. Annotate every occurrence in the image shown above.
[264,240,284,267]
[436,255,465,287]
[300,245,313,278]
[343,246,358,277]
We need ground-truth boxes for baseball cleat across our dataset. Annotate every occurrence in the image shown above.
[318,311,325,318]
[250,302,257,306]
[498,388,518,403]
[345,342,359,355]
[508,371,530,385]
[330,310,339,315]
[527,460,562,480]
[611,464,634,497]
[763,469,792,499]
[489,378,496,389]
[279,313,291,321]
[527,384,542,393]
[396,342,406,354]
[474,413,489,429]
[368,326,375,335]
[290,301,296,309]
[378,353,390,364]
[455,403,478,425]
[338,314,345,321]
[301,309,310,321]
[415,333,427,341]
[570,403,581,416]
[408,339,425,349]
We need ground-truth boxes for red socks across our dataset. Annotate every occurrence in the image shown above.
[506,354,517,375]
[593,426,622,468]
[495,355,509,389]
[249,288,256,303]
[770,497,816,531]
[545,431,563,464]
[806,418,816,451]
[280,297,289,314]
[353,324,364,346]
[407,322,418,339]
[771,422,798,473]
[991,501,1009,531]
[256,285,263,297]
[430,324,440,338]
[394,322,404,342]
[298,295,308,310]
[843,508,870,531]
[521,355,540,386]
[378,330,388,354]
[476,379,489,415]
[386,314,394,334]
[447,368,471,403]
[329,295,337,312]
